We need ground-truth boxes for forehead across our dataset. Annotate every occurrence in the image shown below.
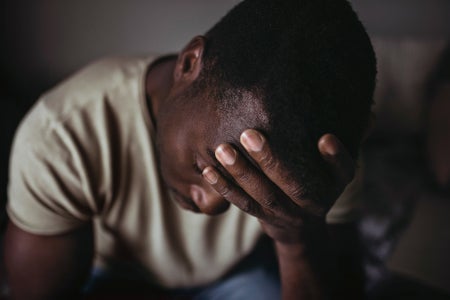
[170,87,270,153]
[216,90,270,142]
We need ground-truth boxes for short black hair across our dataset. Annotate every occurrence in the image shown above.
[197,0,376,203]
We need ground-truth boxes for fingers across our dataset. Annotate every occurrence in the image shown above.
[202,166,264,218]
[237,130,351,216]
[202,140,302,221]
[317,133,355,186]
[213,144,282,211]
[239,129,307,203]
[203,129,352,218]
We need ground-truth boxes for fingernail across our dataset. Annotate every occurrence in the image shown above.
[324,144,338,156]
[202,167,218,184]
[215,145,236,165]
[241,129,264,152]
[318,135,338,156]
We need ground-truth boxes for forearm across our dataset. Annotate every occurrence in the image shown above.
[275,222,334,300]
[5,222,93,300]
[204,129,362,298]
[275,222,365,300]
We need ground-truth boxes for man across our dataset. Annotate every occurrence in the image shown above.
[4,0,376,299]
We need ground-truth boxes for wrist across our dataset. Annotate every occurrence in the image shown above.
[271,217,328,247]
[274,240,305,259]
[274,230,332,300]
[274,223,336,300]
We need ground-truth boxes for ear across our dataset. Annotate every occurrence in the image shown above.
[173,36,206,84]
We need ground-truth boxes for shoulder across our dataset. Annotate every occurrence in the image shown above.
[14,55,156,148]
[9,55,153,183]
[40,55,154,121]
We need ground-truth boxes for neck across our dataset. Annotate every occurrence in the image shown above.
[145,55,177,124]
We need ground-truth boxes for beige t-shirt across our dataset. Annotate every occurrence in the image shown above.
[7,55,361,288]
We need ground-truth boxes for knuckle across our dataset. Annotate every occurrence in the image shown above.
[259,152,278,171]
[262,191,278,209]
[287,185,305,200]
[234,168,251,184]
[264,200,276,210]
[241,200,253,213]
[216,183,232,197]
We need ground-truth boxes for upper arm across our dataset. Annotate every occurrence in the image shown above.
[4,221,94,300]
[7,100,99,235]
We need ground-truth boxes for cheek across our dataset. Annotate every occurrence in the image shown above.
[157,140,194,193]
[158,151,181,187]
[190,184,229,215]
[156,139,179,187]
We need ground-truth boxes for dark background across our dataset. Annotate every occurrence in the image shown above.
[1,0,450,297]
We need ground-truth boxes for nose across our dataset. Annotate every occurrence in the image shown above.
[190,184,230,215]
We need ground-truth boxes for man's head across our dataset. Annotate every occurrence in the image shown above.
[156,0,376,214]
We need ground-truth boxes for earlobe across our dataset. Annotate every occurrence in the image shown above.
[173,36,206,83]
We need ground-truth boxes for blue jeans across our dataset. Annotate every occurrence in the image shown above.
[84,265,281,300]
[189,266,280,300]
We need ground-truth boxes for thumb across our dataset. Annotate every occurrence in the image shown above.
[318,133,355,186]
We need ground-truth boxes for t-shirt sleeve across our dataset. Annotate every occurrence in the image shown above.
[326,161,363,224]
[7,101,97,235]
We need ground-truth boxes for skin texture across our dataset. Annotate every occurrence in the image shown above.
[5,37,364,299]
[151,37,364,299]
[207,131,361,299]
[4,222,93,300]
